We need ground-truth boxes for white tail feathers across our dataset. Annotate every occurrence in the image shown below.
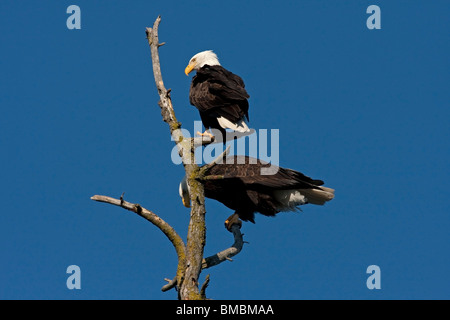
[273,189,308,211]
[274,186,334,211]
[216,116,250,133]
[300,187,335,205]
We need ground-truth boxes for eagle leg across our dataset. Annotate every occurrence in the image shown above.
[224,213,242,232]
[196,130,214,139]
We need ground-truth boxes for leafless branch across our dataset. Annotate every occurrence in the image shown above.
[161,277,177,292]
[202,224,245,269]
[90,194,187,283]
[200,274,210,299]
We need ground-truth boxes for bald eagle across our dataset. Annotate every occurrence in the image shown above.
[179,156,334,229]
[185,50,250,140]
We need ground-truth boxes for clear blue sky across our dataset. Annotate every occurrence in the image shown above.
[1,0,449,300]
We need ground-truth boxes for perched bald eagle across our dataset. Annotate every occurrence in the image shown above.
[179,156,334,229]
[185,50,250,139]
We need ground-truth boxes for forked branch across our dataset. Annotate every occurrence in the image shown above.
[202,224,244,269]
[161,223,245,292]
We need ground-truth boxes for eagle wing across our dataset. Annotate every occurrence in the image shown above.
[207,156,324,190]
[190,65,249,122]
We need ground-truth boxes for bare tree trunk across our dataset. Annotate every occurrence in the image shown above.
[145,15,209,300]
[91,15,244,300]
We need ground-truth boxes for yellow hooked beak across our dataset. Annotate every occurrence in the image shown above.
[182,195,191,208]
[185,63,195,76]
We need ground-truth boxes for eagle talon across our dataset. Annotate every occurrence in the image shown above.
[224,213,242,232]
[196,130,214,139]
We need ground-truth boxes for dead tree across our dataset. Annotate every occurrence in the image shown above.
[90,16,244,300]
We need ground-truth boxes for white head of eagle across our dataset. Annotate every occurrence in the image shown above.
[184,50,251,136]
[185,50,220,75]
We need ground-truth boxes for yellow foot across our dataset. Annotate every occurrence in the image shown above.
[224,213,242,232]
[196,130,214,139]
